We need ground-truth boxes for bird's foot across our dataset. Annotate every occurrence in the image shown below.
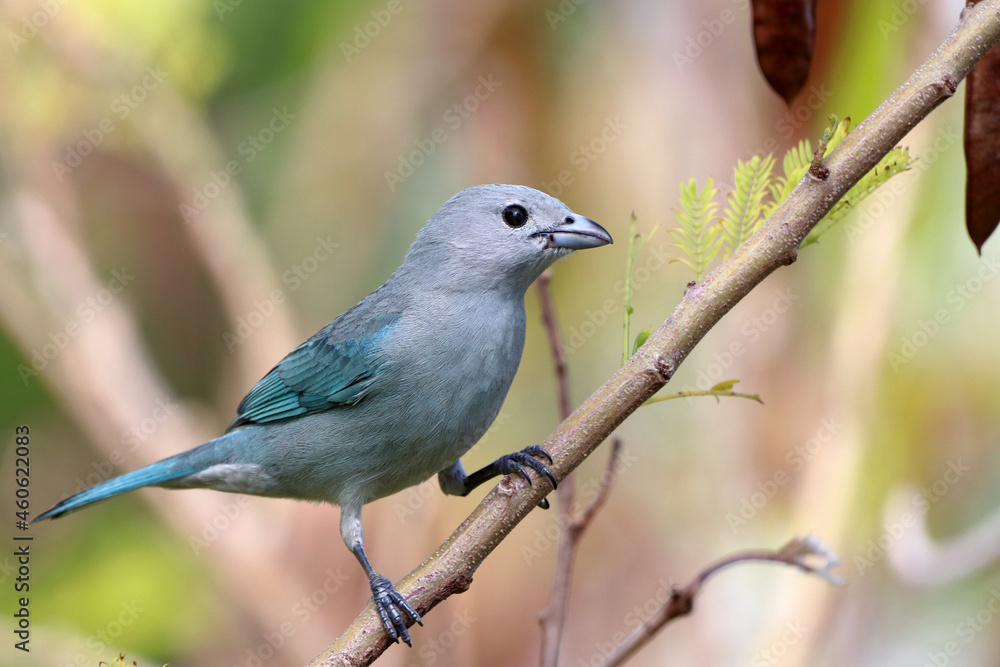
[369,573,422,646]
[496,445,558,499]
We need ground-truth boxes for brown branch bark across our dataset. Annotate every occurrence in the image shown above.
[307,4,1000,665]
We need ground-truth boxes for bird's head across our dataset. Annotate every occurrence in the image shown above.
[402,184,612,293]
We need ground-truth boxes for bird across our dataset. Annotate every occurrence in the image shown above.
[34,184,612,646]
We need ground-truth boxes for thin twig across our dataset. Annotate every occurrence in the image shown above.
[622,212,639,365]
[308,6,1000,663]
[643,389,763,405]
[809,136,830,180]
[602,536,845,667]
[537,269,572,421]
[538,437,623,667]
[572,438,622,535]
[537,270,624,667]
[535,269,576,667]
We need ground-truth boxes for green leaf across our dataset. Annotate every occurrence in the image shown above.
[710,379,739,392]
[767,139,814,210]
[643,381,764,406]
[823,115,850,153]
[669,178,722,281]
[632,330,651,354]
[666,114,912,275]
[801,143,914,247]
[720,154,775,255]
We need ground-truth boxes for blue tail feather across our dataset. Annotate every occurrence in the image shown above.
[33,458,199,522]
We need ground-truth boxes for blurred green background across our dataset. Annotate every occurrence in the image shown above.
[2,0,999,665]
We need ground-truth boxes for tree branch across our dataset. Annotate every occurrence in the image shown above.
[536,269,624,667]
[601,536,845,667]
[536,269,572,421]
[537,435,623,666]
[572,438,622,534]
[306,5,1000,665]
[643,388,763,405]
[536,268,579,667]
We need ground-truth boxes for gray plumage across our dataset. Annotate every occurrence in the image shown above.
[35,184,612,645]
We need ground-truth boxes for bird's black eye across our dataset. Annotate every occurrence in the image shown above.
[502,204,528,228]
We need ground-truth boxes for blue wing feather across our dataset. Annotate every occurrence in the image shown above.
[228,316,397,430]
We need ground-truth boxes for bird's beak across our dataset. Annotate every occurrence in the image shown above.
[531,216,613,249]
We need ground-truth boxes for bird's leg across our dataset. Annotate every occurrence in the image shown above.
[340,501,422,646]
[437,446,558,508]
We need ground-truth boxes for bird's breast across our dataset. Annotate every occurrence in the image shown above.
[253,293,529,505]
[383,294,526,462]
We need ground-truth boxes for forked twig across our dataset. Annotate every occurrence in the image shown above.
[602,536,845,666]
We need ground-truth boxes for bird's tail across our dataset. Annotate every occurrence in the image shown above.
[32,444,213,522]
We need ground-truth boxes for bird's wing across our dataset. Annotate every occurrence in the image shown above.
[227,314,398,430]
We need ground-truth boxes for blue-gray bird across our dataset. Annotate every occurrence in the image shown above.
[34,184,611,645]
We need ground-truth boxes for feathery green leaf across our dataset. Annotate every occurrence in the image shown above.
[720,154,776,255]
[802,145,914,247]
[670,178,722,281]
[667,116,913,276]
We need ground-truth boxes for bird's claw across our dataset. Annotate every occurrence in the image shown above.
[498,446,558,494]
[369,573,422,646]
[523,445,555,509]
[522,444,554,464]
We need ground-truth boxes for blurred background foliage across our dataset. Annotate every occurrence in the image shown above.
[1,0,999,665]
